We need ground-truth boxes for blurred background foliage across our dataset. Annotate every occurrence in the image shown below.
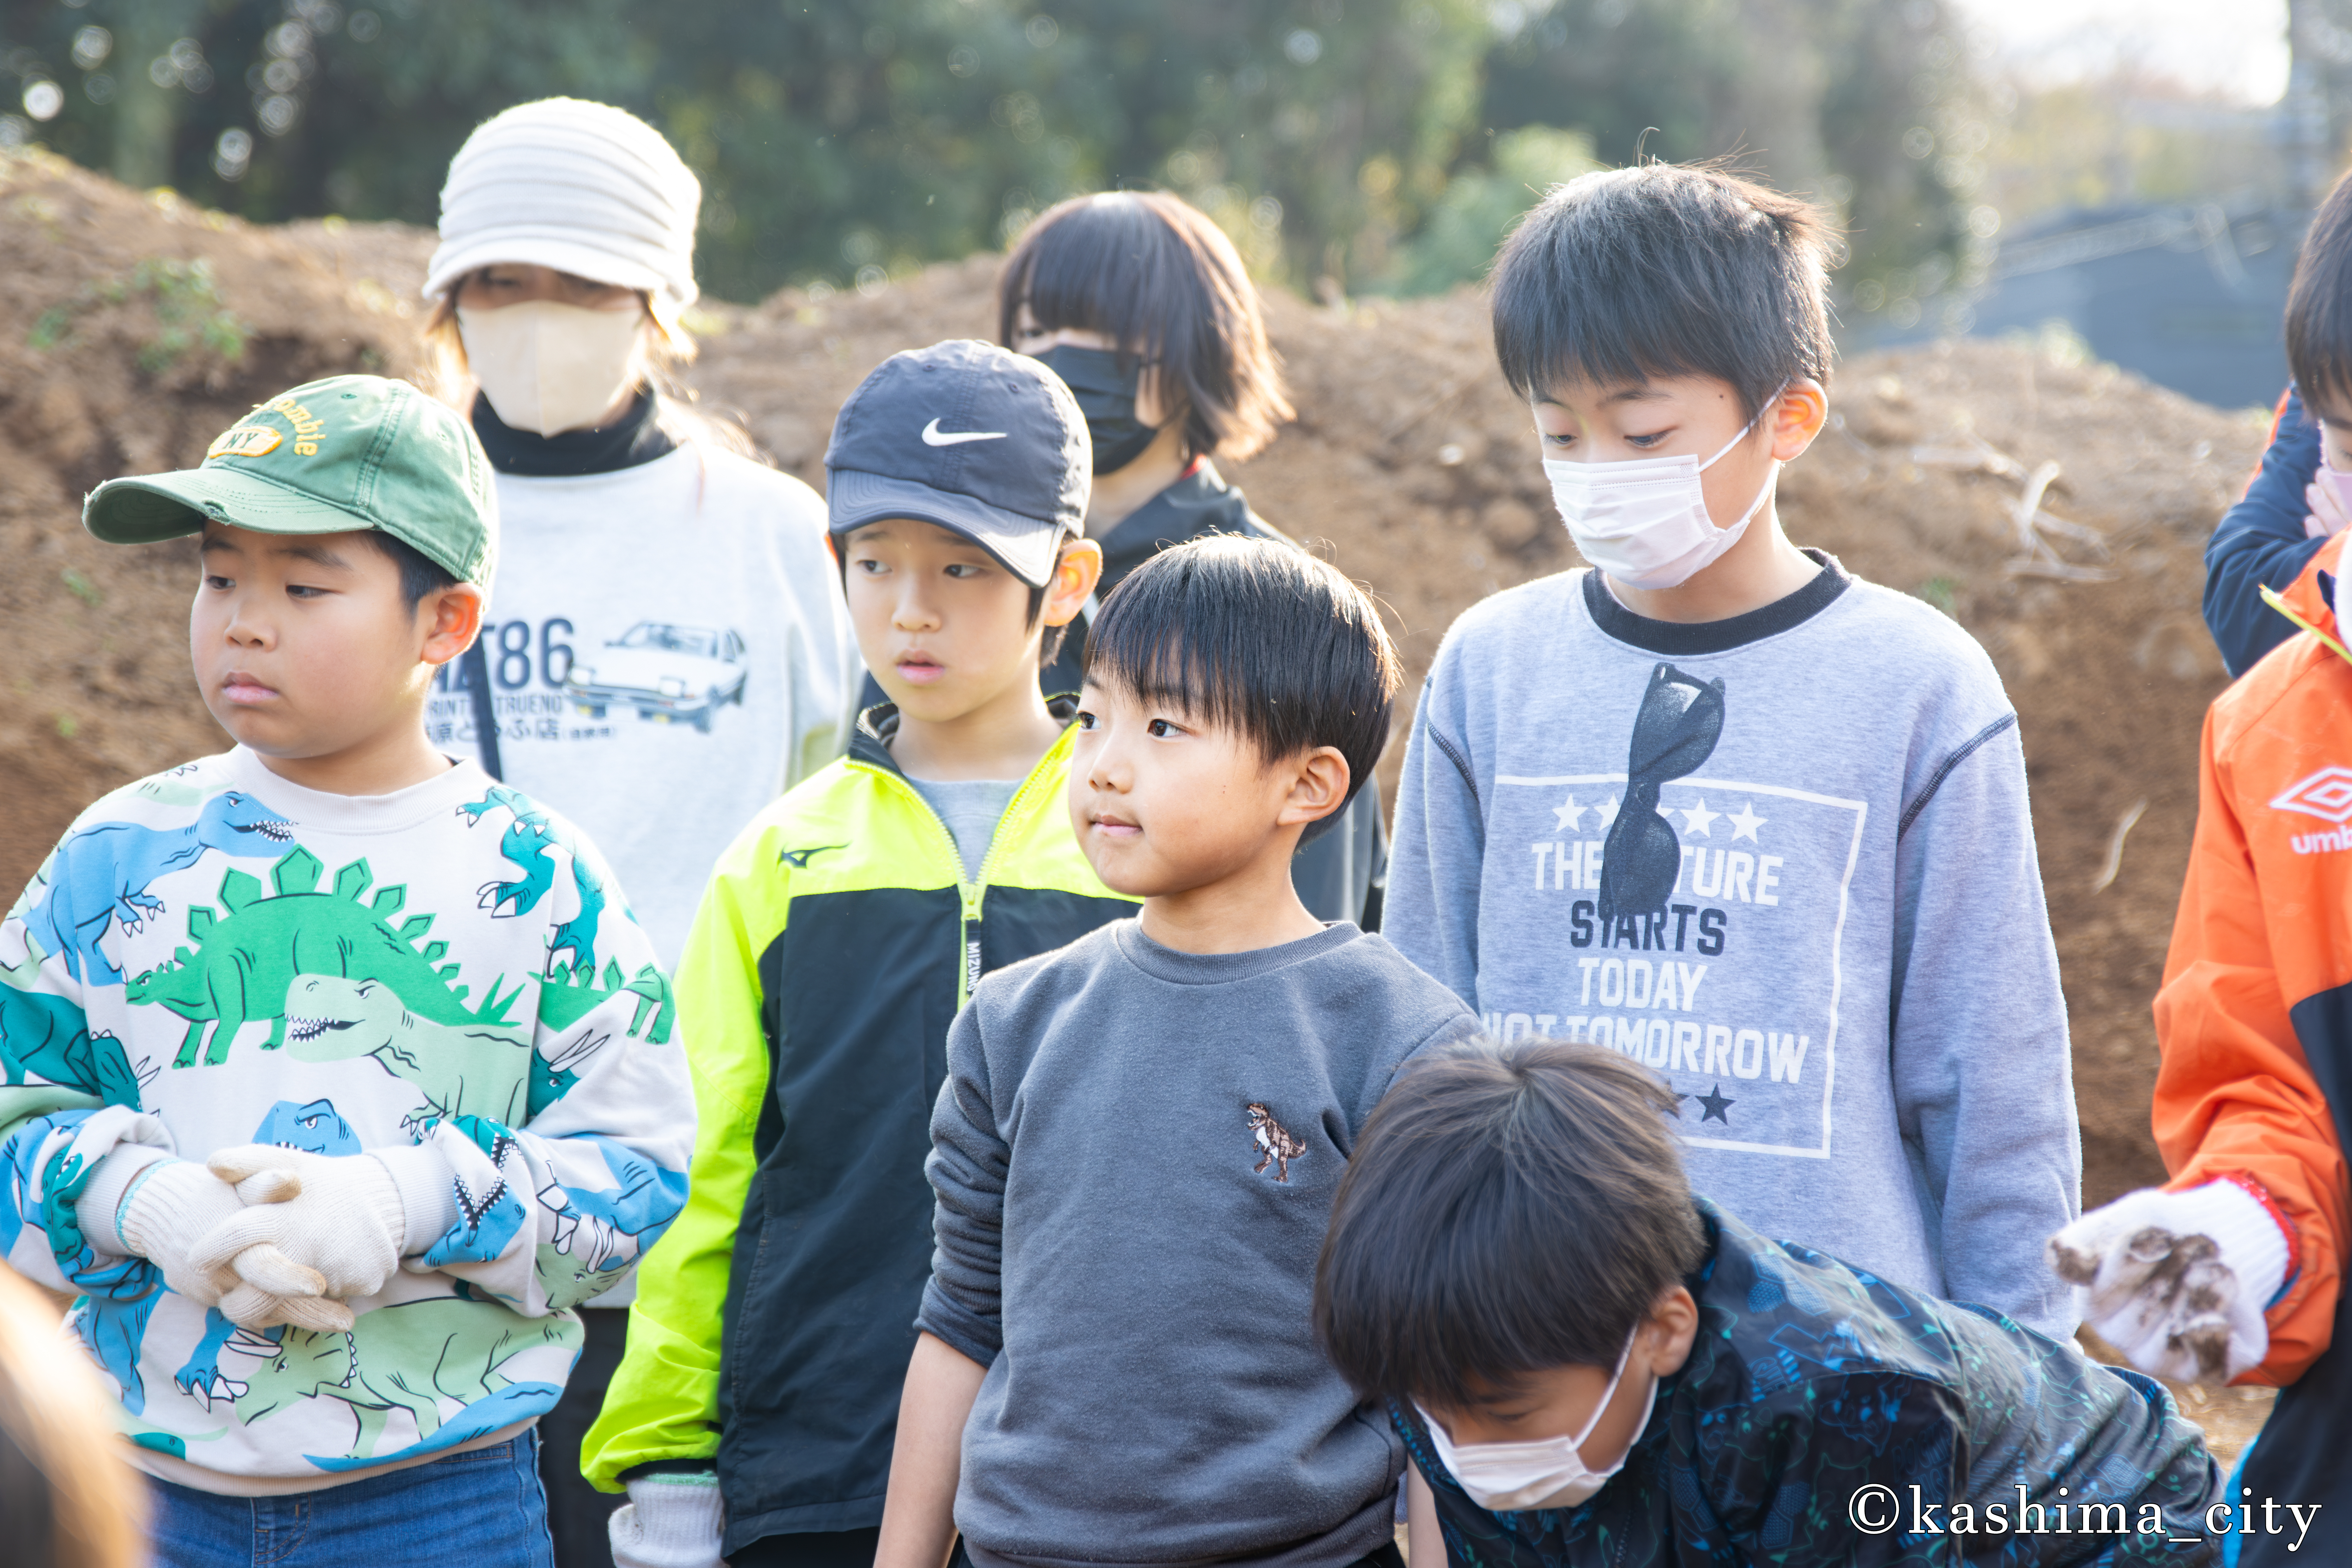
[0,0,2016,307]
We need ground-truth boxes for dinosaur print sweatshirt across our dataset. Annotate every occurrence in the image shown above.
[0,746,694,1495]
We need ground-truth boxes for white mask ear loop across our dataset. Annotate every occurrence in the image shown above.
[1564,1325,1642,1455]
[1699,382,1789,531]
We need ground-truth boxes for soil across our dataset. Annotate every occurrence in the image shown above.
[0,147,2283,1458]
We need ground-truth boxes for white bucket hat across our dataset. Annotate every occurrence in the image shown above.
[424,98,701,317]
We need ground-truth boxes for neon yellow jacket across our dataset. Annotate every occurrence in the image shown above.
[582,703,1134,1544]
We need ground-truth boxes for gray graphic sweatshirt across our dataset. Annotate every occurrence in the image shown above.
[1386,556,2081,1336]
[918,920,1480,1568]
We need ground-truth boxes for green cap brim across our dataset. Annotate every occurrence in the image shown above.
[84,465,377,545]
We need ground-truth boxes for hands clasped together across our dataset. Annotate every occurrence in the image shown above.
[118,1146,413,1332]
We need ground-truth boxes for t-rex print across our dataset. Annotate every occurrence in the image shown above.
[252,1097,361,1155]
[282,975,531,1133]
[1246,1102,1307,1183]
[457,786,608,975]
[123,847,522,1069]
[22,792,295,985]
[213,1296,573,1464]
[0,982,149,1108]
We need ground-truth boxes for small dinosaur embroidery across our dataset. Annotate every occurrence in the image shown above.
[1246,1102,1306,1183]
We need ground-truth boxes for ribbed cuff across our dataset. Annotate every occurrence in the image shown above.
[2168,1178,2291,1310]
[368,1144,460,1255]
[73,1145,175,1255]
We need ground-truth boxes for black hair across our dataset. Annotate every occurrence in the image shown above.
[2288,171,2352,420]
[1313,1039,1709,1408]
[999,191,1294,462]
[1082,535,1397,842]
[1490,164,1834,421]
[359,530,462,615]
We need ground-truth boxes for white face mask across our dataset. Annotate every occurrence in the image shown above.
[1542,392,1783,591]
[1414,1330,1656,1513]
[457,299,645,437]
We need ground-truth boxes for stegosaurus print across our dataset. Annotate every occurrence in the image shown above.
[124,846,521,1069]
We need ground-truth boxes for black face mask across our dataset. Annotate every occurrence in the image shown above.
[1034,344,1163,474]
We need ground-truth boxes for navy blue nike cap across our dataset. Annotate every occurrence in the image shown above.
[825,339,1092,587]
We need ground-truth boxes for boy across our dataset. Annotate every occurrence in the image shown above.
[1385,163,2079,1334]
[0,375,692,1564]
[2045,187,2352,1560]
[1315,1039,2223,1565]
[2200,168,2352,677]
[874,537,1482,1568]
[583,341,1135,1568]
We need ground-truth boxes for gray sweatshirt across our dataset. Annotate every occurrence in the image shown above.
[918,920,1480,1568]
[1385,557,2081,1336]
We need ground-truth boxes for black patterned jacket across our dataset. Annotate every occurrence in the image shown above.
[1397,1200,2222,1566]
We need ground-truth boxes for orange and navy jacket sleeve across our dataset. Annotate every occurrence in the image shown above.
[2204,385,2326,678]
[2155,536,2352,1385]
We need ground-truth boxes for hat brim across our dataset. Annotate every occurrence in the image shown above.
[84,466,378,546]
[826,469,1063,588]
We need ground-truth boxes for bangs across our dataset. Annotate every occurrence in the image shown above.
[1082,535,1398,841]
[1491,165,1833,421]
[999,192,1294,461]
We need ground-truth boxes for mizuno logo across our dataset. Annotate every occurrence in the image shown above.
[779,844,847,868]
[922,418,1007,446]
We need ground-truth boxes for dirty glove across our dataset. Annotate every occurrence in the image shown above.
[2047,1180,2288,1386]
[188,1144,451,1332]
[609,1473,724,1568]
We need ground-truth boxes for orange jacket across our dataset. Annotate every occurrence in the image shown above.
[2156,528,2352,1386]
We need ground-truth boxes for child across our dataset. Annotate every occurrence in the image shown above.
[1317,1040,2223,1566]
[2048,449,2352,1561]
[1000,190,1387,928]
[583,341,1135,1568]
[874,536,1481,1568]
[0,374,693,1566]
[417,95,863,1565]
[1383,163,2080,1334]
[2200,170,2352,677]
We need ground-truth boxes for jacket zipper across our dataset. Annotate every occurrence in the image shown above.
[847,733,1068,1010]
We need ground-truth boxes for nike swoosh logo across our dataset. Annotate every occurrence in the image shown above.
[922,419,1008,446]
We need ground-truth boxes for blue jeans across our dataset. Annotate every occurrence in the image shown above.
[148,1429,556,1568]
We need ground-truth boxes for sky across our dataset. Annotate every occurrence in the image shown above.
[1949,0,2291,104]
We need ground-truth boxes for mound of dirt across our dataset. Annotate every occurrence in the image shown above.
[0,149,2280,1453]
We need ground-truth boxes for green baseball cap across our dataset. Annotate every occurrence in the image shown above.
[82,374,497,586]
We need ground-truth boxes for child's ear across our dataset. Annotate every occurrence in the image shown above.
[419,583,486,668]
[1768,380,1829,463]
[1042,538,1105,628]
[1276,746,1352,832]
[1644,1284,1701,1379]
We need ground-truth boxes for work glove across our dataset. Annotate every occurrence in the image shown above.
[609,1473,725,1568]
[76,1152,246,1303]
[2046,1180,2288,1386]
[187,1145,413,1333]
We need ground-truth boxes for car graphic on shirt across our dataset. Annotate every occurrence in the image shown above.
[563,622,748,733]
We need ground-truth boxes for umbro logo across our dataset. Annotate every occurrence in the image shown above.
[2271,766,2352,824]
[779,843,847,868]
[921,418,1007,446]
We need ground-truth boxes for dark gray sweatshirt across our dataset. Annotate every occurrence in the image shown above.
[918,920,1480,1568]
